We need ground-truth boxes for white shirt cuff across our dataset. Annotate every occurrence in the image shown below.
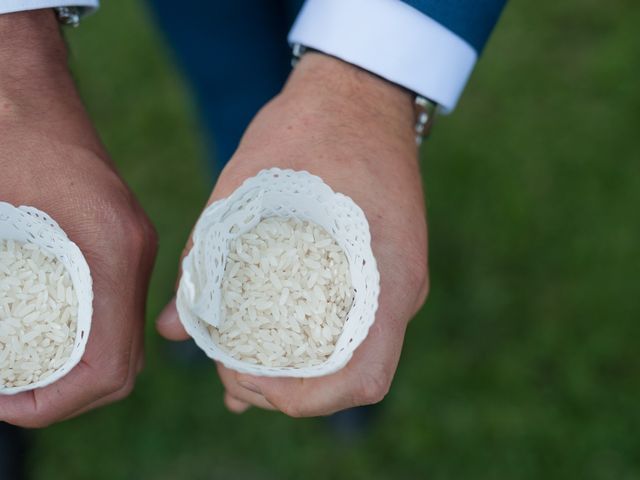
[289,0,478,112]
[0,0,98,16]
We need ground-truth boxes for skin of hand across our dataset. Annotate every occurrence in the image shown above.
[0,10,157,427]
[157,52,430,416]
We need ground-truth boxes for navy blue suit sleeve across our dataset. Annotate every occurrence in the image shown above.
[401,0,507,53]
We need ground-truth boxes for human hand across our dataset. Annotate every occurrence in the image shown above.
[157,52,429,416]
[0,10,157,427]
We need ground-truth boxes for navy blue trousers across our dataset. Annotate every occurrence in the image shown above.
[147,0,304,170]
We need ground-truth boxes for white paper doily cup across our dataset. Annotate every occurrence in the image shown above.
[0,202,93,395]
[177,168,380,378]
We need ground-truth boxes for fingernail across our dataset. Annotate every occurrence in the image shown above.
[239,381,262,394]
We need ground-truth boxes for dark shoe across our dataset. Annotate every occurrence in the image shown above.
[0,422,28,480]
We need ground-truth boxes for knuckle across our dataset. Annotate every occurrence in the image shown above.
[89,198,155,258]
[100,360,133,396]
[116,212,149,252]
[409,251,429,289]
[416,269,430,307]
[110,377,136,401]
[356,367,392,406]
[279,401,305,418]
[408,251,430,308]
[268,390,306,418]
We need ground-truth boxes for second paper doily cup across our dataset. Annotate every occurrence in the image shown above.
[177,168,380,378]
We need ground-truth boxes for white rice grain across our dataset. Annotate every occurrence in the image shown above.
[212,217,353,368]
[0,240,78,389]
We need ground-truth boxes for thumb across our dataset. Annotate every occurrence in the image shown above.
[156,297,190,341]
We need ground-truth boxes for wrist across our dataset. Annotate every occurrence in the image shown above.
[282,52,416,145]
[0,10,73,107]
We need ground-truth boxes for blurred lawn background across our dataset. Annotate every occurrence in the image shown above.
[29,0,639,478]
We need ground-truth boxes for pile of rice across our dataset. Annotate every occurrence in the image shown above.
[212,217,353,368]
[0,240,78,389]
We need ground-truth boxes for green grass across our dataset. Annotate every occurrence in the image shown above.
[29,1,640,478]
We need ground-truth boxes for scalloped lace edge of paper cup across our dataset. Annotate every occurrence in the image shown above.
[176,168,380,378]
[0,202,93,395]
